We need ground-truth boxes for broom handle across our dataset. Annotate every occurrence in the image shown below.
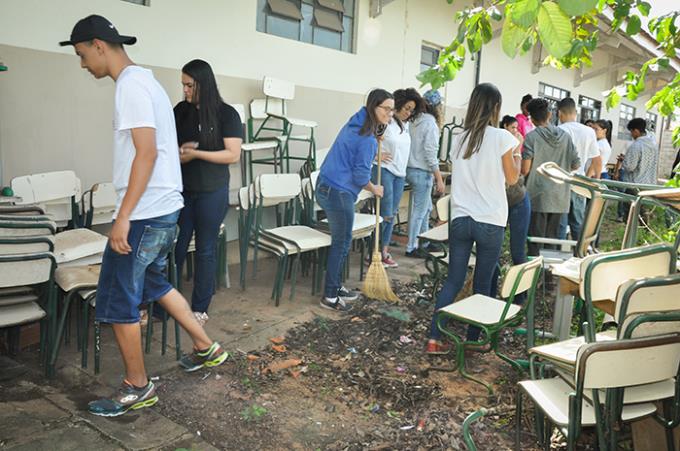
[373,139,382,254]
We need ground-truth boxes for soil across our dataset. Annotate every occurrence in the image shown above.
[156,282,546,451]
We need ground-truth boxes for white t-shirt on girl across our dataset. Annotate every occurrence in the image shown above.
[450,126,519,227]
[597,138,612,171]
[113,65,184,220]
[380,119,411,178]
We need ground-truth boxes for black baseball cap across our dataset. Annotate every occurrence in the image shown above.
[59,15,136,46]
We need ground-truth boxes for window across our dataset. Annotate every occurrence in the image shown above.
[538,82,570,126]
[420,44,441,72]
[256,0,355,53]
[578,95,601,123]
[121,0,149,5]
[618,104,636,140]
[645,111,658,134]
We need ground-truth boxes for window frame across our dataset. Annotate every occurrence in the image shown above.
[256,0,356,53]
[420,43,441,73]
[577,94,602,123]
[538,82,571,126]
[618,103,636,141]
[645,111,658,134]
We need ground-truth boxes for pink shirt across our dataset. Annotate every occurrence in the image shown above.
[515,113,534,138]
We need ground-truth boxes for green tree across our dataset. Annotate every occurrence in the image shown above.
[418,0,680,186]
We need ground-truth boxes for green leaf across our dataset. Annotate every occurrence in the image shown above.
[537,2,573,58]
[502,17,527,57]
[658,58,670,69]
[626,15,642,35]
[510,0,541,28]
[489,6,502,21]
[467,33,483,53]
[605,89,622,110]
[637,1,651,17]
[480,17,493,43]
[558,0,598,17]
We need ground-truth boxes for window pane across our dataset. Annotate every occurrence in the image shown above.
[314,26,342,50]
[267,14,300,40]
[341,16,353,52]
[301,3,313,42]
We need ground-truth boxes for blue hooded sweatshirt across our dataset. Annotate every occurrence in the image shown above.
[318,107,377,199]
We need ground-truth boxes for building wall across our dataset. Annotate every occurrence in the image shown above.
[0,0,669,187]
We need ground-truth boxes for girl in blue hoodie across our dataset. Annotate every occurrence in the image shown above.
[317,89,393,312]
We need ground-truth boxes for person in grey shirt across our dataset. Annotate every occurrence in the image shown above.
[521,99,580,256]
[617,117,659,185]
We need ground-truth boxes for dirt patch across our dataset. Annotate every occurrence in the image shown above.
[155,282,545,450]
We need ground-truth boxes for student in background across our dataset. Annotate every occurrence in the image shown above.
[523,99,581,256]
[372,88,423,268]
[490,115,531,303]
[557,98,601,241]
[173,59,243,325]
[426,83,521,354]
[515,94,534,138]
[405,90,446,258]
[590,119,613,179]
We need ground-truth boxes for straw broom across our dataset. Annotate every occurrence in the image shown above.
[363,135,399,302]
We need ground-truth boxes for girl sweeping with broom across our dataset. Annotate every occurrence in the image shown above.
[316,89,393,312]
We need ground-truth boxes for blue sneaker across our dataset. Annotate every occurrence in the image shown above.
[88,380,158,417]
[179,342,229,372]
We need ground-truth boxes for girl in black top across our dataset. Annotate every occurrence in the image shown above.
[174,59,242,324]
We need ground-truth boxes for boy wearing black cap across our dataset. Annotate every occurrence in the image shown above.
[61,15,228,417]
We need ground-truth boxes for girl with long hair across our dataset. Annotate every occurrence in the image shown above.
[590,119,613,179]
[316,89,390,312]
[173,59,243,324]
[372,88,424,268]
[404,90,446,258]
[426,83,521,354]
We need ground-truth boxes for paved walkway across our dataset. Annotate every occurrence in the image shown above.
[1,245,430,450]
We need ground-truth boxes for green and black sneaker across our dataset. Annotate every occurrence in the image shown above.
[179,341,229,372]
[88,379,158,417]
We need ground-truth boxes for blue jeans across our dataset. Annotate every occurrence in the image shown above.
[558,191,586,241]
[491,193,531,302]
[406,167,433,252]
[95,210,180,324]
[175,186,229,313]
[430,216,505,341]
[316,183,354,299]
[372,166,406,249]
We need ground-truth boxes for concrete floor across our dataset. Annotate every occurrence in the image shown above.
[1,241,430,450]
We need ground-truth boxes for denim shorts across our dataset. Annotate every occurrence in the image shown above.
[95,210,180,324]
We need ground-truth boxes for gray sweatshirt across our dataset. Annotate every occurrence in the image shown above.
[408,113,439,172]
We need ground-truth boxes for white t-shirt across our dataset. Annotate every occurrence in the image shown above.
[597,139,612,173]
[113,66,183,220]
[380,120,410,177]
[559,121,600,175]
[450,126,519,227]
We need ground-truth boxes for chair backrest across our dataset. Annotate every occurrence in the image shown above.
[436,195,450,222]
[263,77,295,101]
[0,252,56,288]
[575,190,607,258]
[0,219,57,237]
[356,189,374,204]
[232,103,246,125]
[11,170,81,227]
[256,174,301,205]
[500,256,544,300]
[614,275,680,338]
[85,182,117,227]
[316,148,330,168]
[576,334,680,390]
[580,243,674,301]
[0,236,55,255]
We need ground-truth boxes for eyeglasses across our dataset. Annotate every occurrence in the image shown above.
[377,105,395,113]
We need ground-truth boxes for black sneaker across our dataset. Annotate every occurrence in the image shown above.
[88,380,158,417]
[338,286,360,302]
[178,342,229,372]
[405,248,427,259]
[320,297,352,312]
